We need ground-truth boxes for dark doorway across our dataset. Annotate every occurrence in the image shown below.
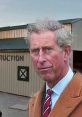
[73,50,82,73]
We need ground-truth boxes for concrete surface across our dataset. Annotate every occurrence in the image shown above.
[0,92,30,117]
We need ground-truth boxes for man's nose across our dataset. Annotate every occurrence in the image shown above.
[38,49,46,64]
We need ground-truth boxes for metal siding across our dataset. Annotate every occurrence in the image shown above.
[0,52,44,97]
[63,24,72,33]
[0,26,44,97]
[72,20,82,50]
[0,29,27,39]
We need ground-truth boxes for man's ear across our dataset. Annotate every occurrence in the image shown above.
[63,45,72,61]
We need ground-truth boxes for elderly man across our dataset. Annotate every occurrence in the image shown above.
[27,19,82,117]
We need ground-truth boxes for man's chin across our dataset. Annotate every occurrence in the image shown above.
[40,75,52,82]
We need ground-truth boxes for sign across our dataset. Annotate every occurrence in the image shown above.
[0,55,24,61]
[17,66,29,81]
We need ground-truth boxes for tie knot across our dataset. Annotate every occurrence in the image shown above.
[47,89,53,96]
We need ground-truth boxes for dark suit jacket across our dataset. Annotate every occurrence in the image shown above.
[28,72,82,117]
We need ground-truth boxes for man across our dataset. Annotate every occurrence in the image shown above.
[27,19,82,117]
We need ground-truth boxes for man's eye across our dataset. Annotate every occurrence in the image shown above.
[31,49,39,55]
[44,48,52,53]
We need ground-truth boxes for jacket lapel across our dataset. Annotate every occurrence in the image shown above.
[49,72,82,117]
[29,85,45,117]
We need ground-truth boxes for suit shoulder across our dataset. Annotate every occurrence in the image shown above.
[74,72,82,81]
[28,91,40,105]
[76,72,82,96]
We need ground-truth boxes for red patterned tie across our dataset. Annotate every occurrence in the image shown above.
[43,89,53,117]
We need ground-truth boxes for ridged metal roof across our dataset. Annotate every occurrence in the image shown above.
[59,18,82,24]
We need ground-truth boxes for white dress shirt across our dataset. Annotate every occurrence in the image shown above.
[46,67,74,109]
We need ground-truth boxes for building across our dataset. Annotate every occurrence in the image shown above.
[0,18,82,97]
[0,24,44,97]
[60,18,82,72]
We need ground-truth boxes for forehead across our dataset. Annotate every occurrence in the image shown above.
[30,31,57,48]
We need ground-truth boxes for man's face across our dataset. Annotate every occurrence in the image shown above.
[30,31,70,85]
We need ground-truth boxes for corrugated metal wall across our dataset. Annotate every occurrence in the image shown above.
[72,20,82,51]
[0,27,44,97]
[0,29,27,39]
[0,52,44,97]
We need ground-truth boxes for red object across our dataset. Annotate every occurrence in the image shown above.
[42,89,53,117]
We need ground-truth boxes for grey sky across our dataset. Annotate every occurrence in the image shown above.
[0,0,82,27]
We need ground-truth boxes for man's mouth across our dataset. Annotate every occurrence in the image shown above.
[38,67,52,71]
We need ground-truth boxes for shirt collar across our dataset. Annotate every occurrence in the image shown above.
[46,67,74,96]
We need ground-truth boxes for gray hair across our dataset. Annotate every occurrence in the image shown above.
[26,19,73,48]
